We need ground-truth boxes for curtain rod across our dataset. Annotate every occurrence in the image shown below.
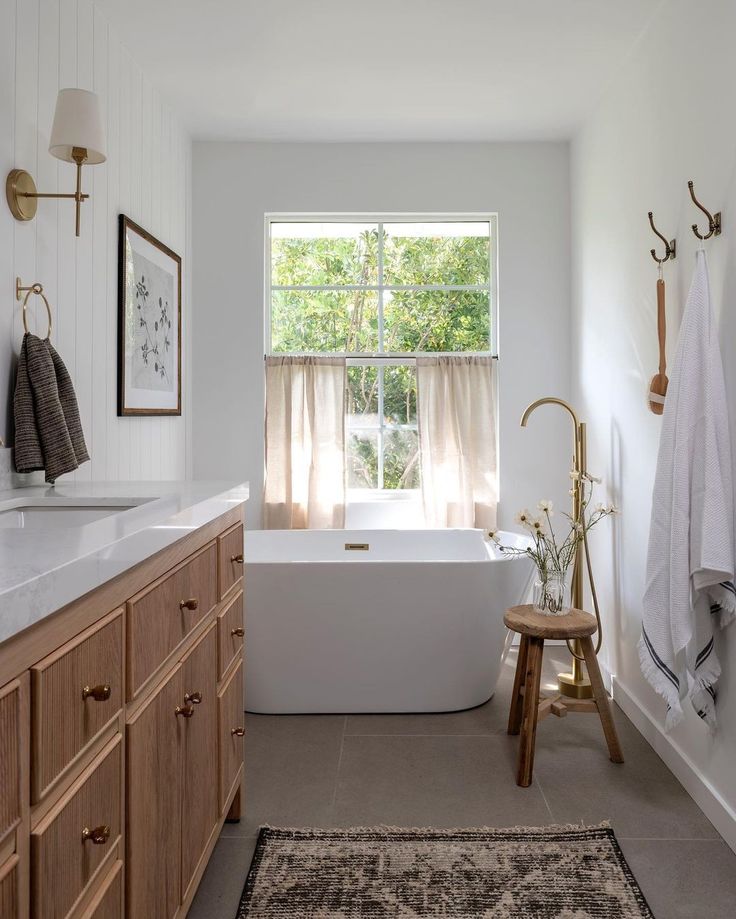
[264,352,499,361]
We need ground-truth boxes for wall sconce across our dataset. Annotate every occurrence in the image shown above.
[6,88,106,238]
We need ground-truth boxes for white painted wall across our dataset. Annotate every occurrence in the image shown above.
[0,0,191,481]
[192,142,572,528]
[572,0,736,848]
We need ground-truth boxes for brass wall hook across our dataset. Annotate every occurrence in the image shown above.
[647,211,676,264]
[688,180,722,240]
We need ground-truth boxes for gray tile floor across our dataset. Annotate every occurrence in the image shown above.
[189,647,736,918]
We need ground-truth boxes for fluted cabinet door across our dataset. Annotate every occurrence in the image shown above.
[0,856,19,918]
[180,625,218,904]
[126,665,183,919]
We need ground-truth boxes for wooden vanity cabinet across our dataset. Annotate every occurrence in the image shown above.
[79,860,123,919]
[0,674,29,919]
[218,523,244,600]
[0,503,245,918]
[181,627,219,904]
[31,735,122,919]
[0,855,21,916]
[218,658,245,813]
[126,664,184,919]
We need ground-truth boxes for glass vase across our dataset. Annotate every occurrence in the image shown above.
[532,571,569,616]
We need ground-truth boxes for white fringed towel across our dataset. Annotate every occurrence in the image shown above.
[640,249,735,730]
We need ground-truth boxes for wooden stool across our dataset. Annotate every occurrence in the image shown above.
[504,604,624,787]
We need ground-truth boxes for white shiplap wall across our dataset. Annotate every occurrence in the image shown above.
[0,0,191,481]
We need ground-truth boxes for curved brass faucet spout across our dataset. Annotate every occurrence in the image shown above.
[520,397,582,495]
[520,396,580,432]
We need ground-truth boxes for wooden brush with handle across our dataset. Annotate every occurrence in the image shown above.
[649,277,668,414]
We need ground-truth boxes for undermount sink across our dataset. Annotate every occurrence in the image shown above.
[0,497,153,529]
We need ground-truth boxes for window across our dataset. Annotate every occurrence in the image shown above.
[267,216,497,492]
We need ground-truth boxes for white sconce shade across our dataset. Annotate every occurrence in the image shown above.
[49,88,106,164]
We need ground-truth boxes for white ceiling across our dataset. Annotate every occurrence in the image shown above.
[94,0,659,141]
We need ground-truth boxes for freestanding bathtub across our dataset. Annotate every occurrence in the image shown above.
[244,529,532,714]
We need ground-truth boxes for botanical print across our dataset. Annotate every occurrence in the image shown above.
[128,247,175,392]
[118,214,181,415]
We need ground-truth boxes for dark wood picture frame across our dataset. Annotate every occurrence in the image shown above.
[117,214,182,416]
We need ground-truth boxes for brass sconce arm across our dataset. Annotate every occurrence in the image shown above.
[7,147,90,238]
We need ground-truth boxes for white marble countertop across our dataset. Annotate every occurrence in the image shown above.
[0,480,249,645]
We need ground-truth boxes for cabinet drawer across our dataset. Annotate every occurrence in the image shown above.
[127,543,217,699]
[32,610,123,802]
[80,859,122,919]
[217,591,244,680]
[218,657,244,812]
[0,679,23,846]
[0,855,19,918]
[32,735,122,919]
[218,524,244,600]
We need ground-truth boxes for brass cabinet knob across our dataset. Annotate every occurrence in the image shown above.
[231,727,245,737]
[82,824,110,845]
[231,553,244,564]
[82,684,112,702]
[184,691,202,705]
[231,627,244,638]
[179,598,199,611]
[175,704,194,718]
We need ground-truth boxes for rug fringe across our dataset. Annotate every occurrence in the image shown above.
[257,821,612,835]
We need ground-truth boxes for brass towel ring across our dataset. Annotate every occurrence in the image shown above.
[16,278,52,339]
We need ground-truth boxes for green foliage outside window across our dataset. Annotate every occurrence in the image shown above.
[270,221,493,490]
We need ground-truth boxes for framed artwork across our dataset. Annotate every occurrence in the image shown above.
[118,214,181,415]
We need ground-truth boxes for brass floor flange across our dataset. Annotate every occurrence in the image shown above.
[558,670,593,699]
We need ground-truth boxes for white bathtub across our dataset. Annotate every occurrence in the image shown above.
[244,529,532,714]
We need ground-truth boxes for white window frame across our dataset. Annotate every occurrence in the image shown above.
[264,213,499,494]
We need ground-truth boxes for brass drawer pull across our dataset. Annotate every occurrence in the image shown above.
[184,691,202,705]
[231,553,244,564]
[82,824,110,845]
[231,627,244,638]
[231,727,245,737]
[175,704,194,718]
[179,598,199,611]
[81,683,111,702]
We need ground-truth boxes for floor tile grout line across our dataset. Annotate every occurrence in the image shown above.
[331,715,348,806]
[533,774,556,823]
[341,732,510,738]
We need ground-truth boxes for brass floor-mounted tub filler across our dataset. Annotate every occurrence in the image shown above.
[520,397,603,700]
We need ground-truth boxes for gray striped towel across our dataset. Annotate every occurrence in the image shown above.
[13,333,90,484]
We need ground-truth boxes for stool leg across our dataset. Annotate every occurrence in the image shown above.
[580,636,624,764]
[508,634,529,736]
[517,636,544,787]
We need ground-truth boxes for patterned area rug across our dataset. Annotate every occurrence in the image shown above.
[237,824,653,918]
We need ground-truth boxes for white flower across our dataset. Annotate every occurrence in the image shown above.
[538,499,554,514]
[573,521,584,534]
[515,509,532,527]
[607,504,619,515]
[530,517,546,534]
[486,529,501,544]
[595,502,606,513]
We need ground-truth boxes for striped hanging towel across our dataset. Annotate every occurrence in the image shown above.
[640,249,735,730]
[13,332,90,483]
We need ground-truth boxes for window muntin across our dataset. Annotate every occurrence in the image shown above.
[267,216,496,491]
